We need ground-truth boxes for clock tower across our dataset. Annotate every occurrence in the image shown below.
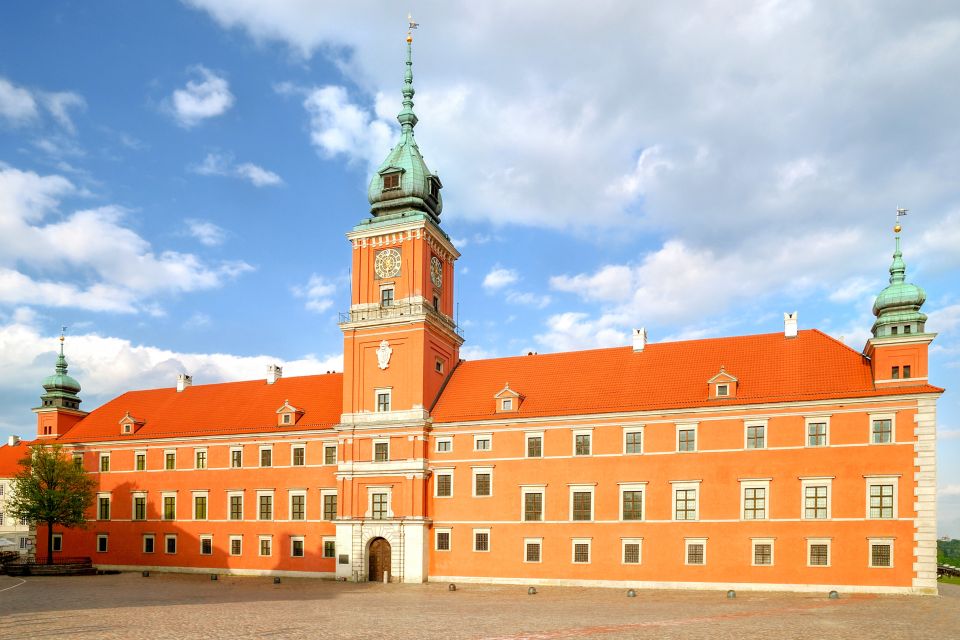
[335,27,463,583]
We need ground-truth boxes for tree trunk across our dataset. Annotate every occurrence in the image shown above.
[47,520,54,565]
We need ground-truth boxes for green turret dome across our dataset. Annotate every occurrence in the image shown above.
[366,35,443,223]
[871,234,927,338]
[37,335,83,411]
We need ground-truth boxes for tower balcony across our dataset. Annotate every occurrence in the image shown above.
[339,300,463,338]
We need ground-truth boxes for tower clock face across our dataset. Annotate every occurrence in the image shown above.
[374,248,401,279]
[430,256,443,288]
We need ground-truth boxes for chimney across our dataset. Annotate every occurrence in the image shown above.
[176,374,193,392]
[784,312,798,338]
[632,328,648,352]
[267,364,283,385]
[7,435,20,447]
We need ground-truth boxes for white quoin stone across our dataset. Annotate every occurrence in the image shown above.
[176,374,193,392]
[267,364,283,385]
[633,328,648,352]
[784,312,798,338]
[7,435,20,446]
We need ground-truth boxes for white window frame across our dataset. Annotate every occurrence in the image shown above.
[800,476,833,520]
[804,416,831,447]
[716,383,729,397]
[473,433,492,451]
[322,444,337,466]
[472,528,491,553]
[676,423,698,452]
[524,431,544,458]
[256,490,275,521]
[684,537,707,566]
[191,490,209,520]
[199,534,213,556]
[161,492,177,521]
[366,486,394,519]
[320,488,338,521]
[229,535,243,556]
[500,398,513,411]
[96,533,108,553]
[472,466,494,498]
[97,492,111,521]
[51,533,63,552]
[435,527,452,552]
[739,478,771,521]
[134,449,147,470]
[379,284,395,306]
[289,490,307,521]
[99,452,111,472]
[227,491,244,521]
[568,484,596,522]
[571,538,592,564]
[131,491,147,521]
[524,537,543,563]
[621,537,643,565]
[290,536,305,558]
[622,425,645,455]
[865,475,900,520]
[229,446,243,468]
[374,387,392,413]
[372,438,390,462]
[142,534,155,554]
[744,420,768,450]
[806,537,832,567]
[751,537,775,566]
[435,437,453,453]
[291,444,306,466]
[618,482,647,521]
[868,537,895,568]
[868,412,897,445]
[259,535,273,557]
[434,469,454,498]
[164,449,177,470]
[671,480,701,521]
[194,447,207,470]
[520,484,546,522]
[259,445,273,467]
[322,536,337,559]
[164,534,177,555]
[572,428,593,456]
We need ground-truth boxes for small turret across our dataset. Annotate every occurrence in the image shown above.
[33,329,87,437]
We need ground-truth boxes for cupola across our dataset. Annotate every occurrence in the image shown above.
[871,220,927,338]
[40,331,83,411]
[366,30,443,223]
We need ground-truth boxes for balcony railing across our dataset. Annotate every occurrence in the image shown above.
[339,301,464,337]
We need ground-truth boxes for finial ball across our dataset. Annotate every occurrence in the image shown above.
[894,223,901,233]
[406,35,412,43]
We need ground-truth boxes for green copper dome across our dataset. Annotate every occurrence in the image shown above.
[37,336,83,411]
[366,36,443,223]
[871,235,927,338]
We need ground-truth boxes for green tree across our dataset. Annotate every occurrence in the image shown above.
[6,444,96,564]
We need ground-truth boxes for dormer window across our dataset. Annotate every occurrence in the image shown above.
[707,367,738,400]
[716,384,729,397]
[382,173,400,190]
[276,400,304,427]
[494,383,522,413]
[118,411,145,435]
[428,177,440,199]
[502,398,512,411]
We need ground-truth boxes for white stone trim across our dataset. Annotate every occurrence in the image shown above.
[806,537,832,567]
[473,433,492,451]
[751,537,775,566]
[521,485,546,521]
[739,479,770,521]
[571,538,592,564]
[622,425,645,454]
[868,412,897,444]
[523,537,542,563]
[434,527,451,551]
[912,397,937,592]
[472,467,493,498]
[804,415,831,447]
[672,481,700,521]
[621,537,643,565]
[800,477,832,520]
[434,436,453,453]
[618,483,647,521]
[568,484,595,521]
[675,423,698,452]
[864,475,899,520]
[684,537,707,566]
[571,428,593,456]
[868,537,895,568]
[524,431,544,458]
[743,419,768,449]
[473,528,491,552]
[98,564,336,579]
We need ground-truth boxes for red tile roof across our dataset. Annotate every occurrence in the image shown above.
[0,440,32,476]
[430,329,942,422]
[57,374,343,444]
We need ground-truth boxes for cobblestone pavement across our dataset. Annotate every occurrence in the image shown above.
[1,574,958,640]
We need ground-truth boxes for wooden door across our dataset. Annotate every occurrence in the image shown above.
[368,538,391,582]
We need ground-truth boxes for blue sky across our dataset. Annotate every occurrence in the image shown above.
[0,1,958,534]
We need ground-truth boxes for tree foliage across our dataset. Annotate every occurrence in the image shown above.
[939,538,960,565]
[6,444,95,562]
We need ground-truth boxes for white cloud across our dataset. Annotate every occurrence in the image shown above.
[928,304,960,334]
[183,312,211,329]
[940,485,960,497]
[506,291,551,309]
[0,165,253,314]
[186,218,227,246]
[191,152,283,187]
[0,77,38,124]
[483,267,518,291]
[292,274,338,313]
[534,312,629,352]
[940,427,960,440]
[39,91,86,134]
[169,66,235,128]
[459,345,499,361]
[297,85,393,168]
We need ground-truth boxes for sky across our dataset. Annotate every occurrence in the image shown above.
[0,1,958,534]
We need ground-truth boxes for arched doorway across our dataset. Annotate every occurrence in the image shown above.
[368,537,391,582]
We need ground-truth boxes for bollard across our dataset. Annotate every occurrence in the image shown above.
[528,587,537,595]
[142,571,150,577]
[383,570,389,584]
[448,583,457,591]
[828,590,839,599]
[626,589,636,598]
[274,577,281,584]
[211,574,218,581]
[726,590,736,599]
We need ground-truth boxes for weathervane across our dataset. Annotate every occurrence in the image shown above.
[407,13,419,41]
[894,206,908,233]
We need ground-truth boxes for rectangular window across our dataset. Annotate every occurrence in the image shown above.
[323,539,336,559]
[525,540,542,563]
[869,484,895,519]
[524,491,543,521]
[572,540,591,564]
[52,534,62,552]
[686,540,705,565]
[382,173,400,189]
[380,287,394,306]
[891,365,900,379]
[133,496,146,521]
[258,495,273,520]
[165,451,176,470]
[292,446,305,466]
[374,441,389,462]
[674,488,697,520]
[99,454,110,472]
[572,491,592,521]
[436,473,452,498]
[436,438,452,453]
[474,435,491,451]
[743,487,767,520]
[194,495,207,520]
[372,493,388,520]
[143,535,155,554]
[231,448,243,468]
[97,534,108,553]
[501,398,512,411]
[260,537,272,557]
[871,419,893,444]
[73,454,83,469]
[622,490,643,521]
[716,383,729,396]
[135,452,146,471]
[324,445,337,465]
[807,421,828,447]
[574,432,592,456]
[473,530,490,552]
[436,530,451,551]
[808,542,830,566]
[677,427,696,452]
[98,496,111,520]
[746,424,766,449]
[323,494,338,520]
[200,536,212,556]
[260,448,272,467]
[753,540,773,566]
[376,391,391,412]
[195,449,207,469]
[165,535,177,554]
[290,494,306,521]
[624,430,643,454]
[623,541,642,565]
[804,485,829,519]
[229,495,243,520]
[474,472,492,497]
[230,537,242,556]
[903,364,911,378]
[163,495,176,520]
[526,434,543,458]
[870,541,893,568]
[291,537,304,558]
